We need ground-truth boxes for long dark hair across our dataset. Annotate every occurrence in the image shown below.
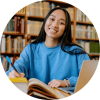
[32,7,87,55]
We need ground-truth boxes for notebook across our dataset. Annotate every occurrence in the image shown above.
[58,60,99,94]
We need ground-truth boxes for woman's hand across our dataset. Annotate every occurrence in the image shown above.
[48,79,70,88]
[8,70,25,78]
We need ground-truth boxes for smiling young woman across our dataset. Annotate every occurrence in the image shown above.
[6,7,90,89]
[44,9,66,48]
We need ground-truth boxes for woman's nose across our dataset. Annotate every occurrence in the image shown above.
[52,21,58,28]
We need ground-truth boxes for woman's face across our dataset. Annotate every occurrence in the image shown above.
[44,9,66,40]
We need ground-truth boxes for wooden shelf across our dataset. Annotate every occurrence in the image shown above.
[89,54,100,56]
[15,14,25,17]
[76,21,93,25]
[76,38,99,41]
[30,34,38,37]
[3,32,25,36]
[0,52,20,55]
[28,16,45,19]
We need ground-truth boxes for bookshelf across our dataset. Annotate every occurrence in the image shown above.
[0,0,100,71]
[76,38,99,41]
[0,52,20,55]
[76,21,93,25]
[3,32,25,36]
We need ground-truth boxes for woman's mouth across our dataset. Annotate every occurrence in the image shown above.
[49,28,58,33]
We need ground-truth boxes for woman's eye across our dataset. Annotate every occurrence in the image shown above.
[59,22,64,25]
[50,18,54,21]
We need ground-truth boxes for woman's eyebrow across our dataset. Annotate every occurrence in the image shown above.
[50,15,66,22]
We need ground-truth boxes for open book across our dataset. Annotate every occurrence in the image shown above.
[10,78,65,99]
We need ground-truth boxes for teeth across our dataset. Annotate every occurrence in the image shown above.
[50,28,57,32]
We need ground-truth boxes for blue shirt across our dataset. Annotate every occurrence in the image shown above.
[6,42,90,87]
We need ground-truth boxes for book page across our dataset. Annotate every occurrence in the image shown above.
[28,78,62,98]
[28,87,56,98]
[30,92,57,100]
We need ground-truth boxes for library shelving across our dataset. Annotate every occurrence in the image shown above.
[0,0,100,71]
[3,32,25,36]
[76,38,99,41]
[0,52,20,55]
[76,21,93,25]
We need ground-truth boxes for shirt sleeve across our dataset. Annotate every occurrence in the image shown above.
[67,53,90,87]
[6,44,31,78]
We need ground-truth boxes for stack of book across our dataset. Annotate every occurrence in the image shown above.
[26,2,43,17]
[77,41,100,54]
[4,17,25,34]
[76,8,91,23]
[66,7,74,21]
[1,56,19,72]
[27,20,43,35]
[26,1,76,18]
[76,25,98,39]
[0,35,25,53]
[42,2,51,17]
[26,1,51,17]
